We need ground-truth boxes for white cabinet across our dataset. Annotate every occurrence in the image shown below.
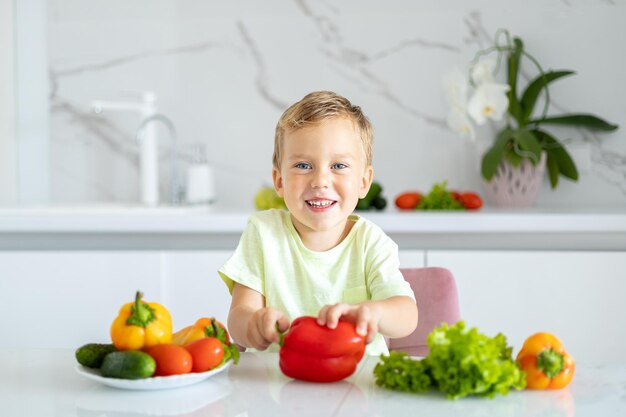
[426,250,626,363]
[3,245,624,364]
[0,251,161,348]
[398,250,426,268]
[0,251,233,349]
[161,251,233,331]
[0,248,424,349]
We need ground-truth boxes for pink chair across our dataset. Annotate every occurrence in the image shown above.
[388,267,461,357]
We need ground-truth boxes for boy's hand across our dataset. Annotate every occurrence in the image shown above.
[317,303,379,344]
[247,307,290,350]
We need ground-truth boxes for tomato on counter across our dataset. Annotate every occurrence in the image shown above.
[145,344,193,376]
[449,190,461,201]
[395,192,422,210]
[458,192,483,210]
[186,337,225,372]
[394,182,483,211]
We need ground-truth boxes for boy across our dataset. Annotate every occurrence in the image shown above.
[219,91,417,355]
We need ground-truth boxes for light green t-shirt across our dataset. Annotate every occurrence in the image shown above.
[218,209,415,356]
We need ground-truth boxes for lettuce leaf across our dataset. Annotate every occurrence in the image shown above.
[374,321,526,399]
[416,181,464,210]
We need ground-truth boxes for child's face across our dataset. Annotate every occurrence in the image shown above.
[273,117,373,238]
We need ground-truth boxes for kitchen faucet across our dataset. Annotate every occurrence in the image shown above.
[136,113,182,205]
[91,92,180,206]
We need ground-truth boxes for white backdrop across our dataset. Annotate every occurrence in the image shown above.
[35,0,626,208]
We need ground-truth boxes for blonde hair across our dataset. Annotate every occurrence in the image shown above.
[273,91,373,170]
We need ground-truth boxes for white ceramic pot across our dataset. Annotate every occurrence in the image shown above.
[483,153,547,207]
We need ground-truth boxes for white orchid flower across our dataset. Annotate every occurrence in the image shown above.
[447,108,475,141]
[442,68,469,110]
[467,82,510,125]
[470,58,497,86]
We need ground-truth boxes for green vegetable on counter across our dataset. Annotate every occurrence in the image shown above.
[374,321,526,399]
[75,343,117,369]
[254,186,287,210]
[416,181,464,210]
[356,181,386,211]
[100,350,156,379]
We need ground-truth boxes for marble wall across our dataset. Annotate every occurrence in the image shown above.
[45,0,626,208]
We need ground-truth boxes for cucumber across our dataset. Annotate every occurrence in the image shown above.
[372,195,387,210]
[100,351,156,379]
[356,182,382,210]
[75,343,117,369]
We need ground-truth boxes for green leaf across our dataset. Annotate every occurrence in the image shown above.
[504,148,523,167]
[553,150,578,180]
[520,70,575,123]
[514,128,542,164]
[374,322,526,399]
[374,352,432,394]
[530,114,619,131]
[426,321,526,399]
[533,129,579,188]
[507,38,524,125]
[546,152,560,188]
[416,181,464,211]
[481,128,514,180]
[204,318,228,344]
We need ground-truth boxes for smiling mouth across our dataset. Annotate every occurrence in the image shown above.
[306,199,336,208]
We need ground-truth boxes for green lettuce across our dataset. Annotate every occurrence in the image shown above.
[416,181,464,210]
[374,321,526,399]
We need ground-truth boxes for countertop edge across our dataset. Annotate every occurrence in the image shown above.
[1,209,626,233]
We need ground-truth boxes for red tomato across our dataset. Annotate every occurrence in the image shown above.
[395,192,422,210]
[185,337,224,372]
[146,344,193,376]
[449,190,461,200]
[458,192,483,210]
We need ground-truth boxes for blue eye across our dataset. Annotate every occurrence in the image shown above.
[331,163,348,170]
[295,162,311,170]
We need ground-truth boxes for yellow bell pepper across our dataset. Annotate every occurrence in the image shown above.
[110,291,173,351]
[172,317,230,346]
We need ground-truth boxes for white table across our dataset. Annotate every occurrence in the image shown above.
[1,349,624,417]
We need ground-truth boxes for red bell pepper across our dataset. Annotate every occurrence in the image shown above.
[279,316,366,383]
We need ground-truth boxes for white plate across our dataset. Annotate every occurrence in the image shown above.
[75,375,233,416]
[75,360,232,390]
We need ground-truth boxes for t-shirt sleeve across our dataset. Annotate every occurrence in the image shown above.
[364,229,415,302]
[218,217,265,295]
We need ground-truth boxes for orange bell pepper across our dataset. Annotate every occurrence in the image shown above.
[110,291,173,351]
[516,332,575,389]
[172,317,230,346]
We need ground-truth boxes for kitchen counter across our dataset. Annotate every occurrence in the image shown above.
[1,349,624,417]
[0,205,625,250]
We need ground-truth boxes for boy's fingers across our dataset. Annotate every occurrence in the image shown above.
[356,307,370,336]
[262,314,279,339]
[327,303,354,329]
[276,315,290,333]
[248,322,268,350]
[259,309,289,344]
[317,305,330,326]
[325,304,344,329]
[251,334,268,350]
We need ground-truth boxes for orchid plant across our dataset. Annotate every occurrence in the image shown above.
[444,30,618,188]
